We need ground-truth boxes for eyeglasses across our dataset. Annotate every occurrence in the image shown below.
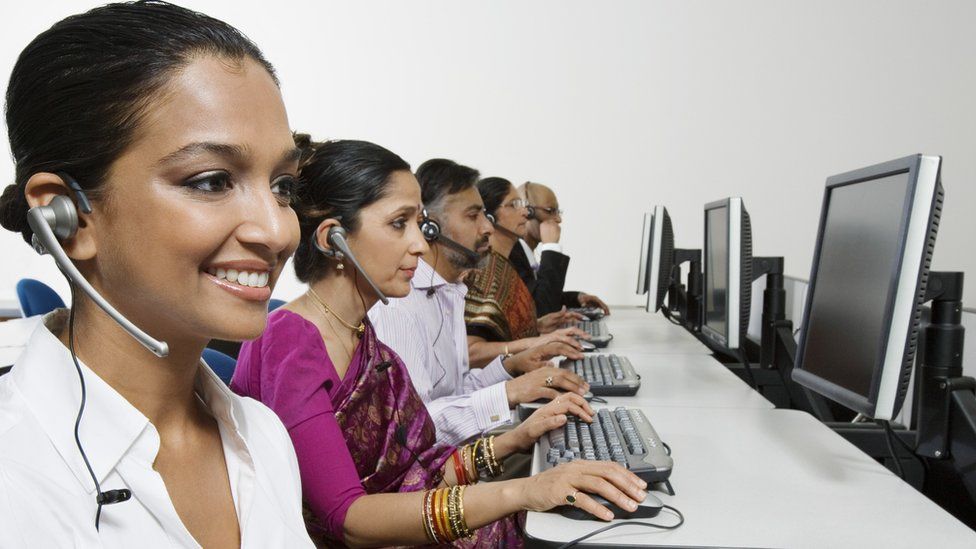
[531,205,563,216]
[500,198,526,210]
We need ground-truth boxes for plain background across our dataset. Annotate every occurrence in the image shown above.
[1,0,974,308]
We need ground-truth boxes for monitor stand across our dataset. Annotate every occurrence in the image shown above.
[666,248,703,332]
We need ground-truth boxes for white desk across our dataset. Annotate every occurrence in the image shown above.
[607,352,774,410]
[526,407,976,548]
[601,307,712,355]
[0,298,21,319]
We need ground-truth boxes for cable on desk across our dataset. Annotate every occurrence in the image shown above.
[878,419,905,480]
[588,396,608,404]
[555,505,685,549]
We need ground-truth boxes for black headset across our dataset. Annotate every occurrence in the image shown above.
[418,209,482,263]
[523,181,537,220]
[311,221,390,305]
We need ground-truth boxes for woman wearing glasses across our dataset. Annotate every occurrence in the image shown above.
[465,177,582,344]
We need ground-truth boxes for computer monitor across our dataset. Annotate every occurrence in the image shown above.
[636,211,653,295]
[793,154,943,421]
[702,197,753,351]
[646,205,674,313]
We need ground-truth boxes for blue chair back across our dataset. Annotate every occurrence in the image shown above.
[16,278,66,317]
[268,298,286,312]
[202,348,237,386]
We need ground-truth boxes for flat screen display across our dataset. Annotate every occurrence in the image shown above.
[799,173,911,398]
[704,206,729,339]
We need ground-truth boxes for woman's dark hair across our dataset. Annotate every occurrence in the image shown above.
[0,0,277,244]
[477,177,514,216]
[415,158,480,215]
[293,136,411,283]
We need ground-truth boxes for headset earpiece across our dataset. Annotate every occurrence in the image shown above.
[315,221,389,305]
[524,205,536,220]
[419,209,441,242]
[524,181,537,220]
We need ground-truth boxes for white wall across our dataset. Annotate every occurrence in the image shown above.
[1,0,974,308]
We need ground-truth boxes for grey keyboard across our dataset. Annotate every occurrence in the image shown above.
[575,319,612,347]
[538,407,673,484]
[561,354,640,396]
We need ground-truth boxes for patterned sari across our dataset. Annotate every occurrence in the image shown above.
[311,321,523,548]
[464,249,539,342]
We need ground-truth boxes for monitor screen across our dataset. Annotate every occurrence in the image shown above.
[637,211,653,294]
[704,206,729,340]
[798,172,911,398]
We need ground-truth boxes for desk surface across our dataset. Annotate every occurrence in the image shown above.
[526,407,976,548]
[607,352,774,410]
[602,307,712,355]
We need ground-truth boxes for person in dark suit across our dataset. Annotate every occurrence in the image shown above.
[509,181,610,316]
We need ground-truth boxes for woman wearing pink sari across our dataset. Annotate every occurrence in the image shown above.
[233,138,648,547]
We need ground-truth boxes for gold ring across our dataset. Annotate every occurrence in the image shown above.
[546,376,554,387]
[566,491,578,506]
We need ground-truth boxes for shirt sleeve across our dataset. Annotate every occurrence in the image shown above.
[424,383,513,446]
[536,242,563,256]
[461,355,512,392]
[371,302,512,446]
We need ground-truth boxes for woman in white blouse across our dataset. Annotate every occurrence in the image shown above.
[0,2,312,547]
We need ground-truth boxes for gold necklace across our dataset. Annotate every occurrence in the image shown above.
[311,299,355,367]
[306,287,366,338]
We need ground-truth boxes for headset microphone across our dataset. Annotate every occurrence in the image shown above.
[312,224,390,305]
[486,212,522,240]
[418,209,482,263]
[26,191,170,358]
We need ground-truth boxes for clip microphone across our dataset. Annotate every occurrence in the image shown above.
[375,360,393,373]
[96,489,132,505]
[426,287,436,298]
[26,194,169,357]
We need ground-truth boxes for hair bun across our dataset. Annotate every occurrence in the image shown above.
[0,183,32,243]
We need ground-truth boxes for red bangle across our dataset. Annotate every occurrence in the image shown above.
[451,449,467,485]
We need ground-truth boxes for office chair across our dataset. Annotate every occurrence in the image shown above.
[16,278,66,317]
[202,348,236,386]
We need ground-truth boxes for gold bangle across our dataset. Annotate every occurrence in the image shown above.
[455,485,472,538]
[446,485,460,540]
[422,490,438,544]
[437,488,452,542]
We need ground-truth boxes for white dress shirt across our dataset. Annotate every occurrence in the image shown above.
[369,259,512,446]
[0,311,314,548]
[519,238,562,273]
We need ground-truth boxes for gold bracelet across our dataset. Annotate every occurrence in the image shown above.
[446,485,460,540]
[486,435,503,476]
[422,490,439,544]
[436,488,452,542]
[454,485,472,538]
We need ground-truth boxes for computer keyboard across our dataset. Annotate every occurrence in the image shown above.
[572,319,612,347]
[561,354,640,396]
[537,407,673,484]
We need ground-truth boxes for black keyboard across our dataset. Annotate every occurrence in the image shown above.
[561,354,640,396]
[575,319,612,347]
[537,407,673,484]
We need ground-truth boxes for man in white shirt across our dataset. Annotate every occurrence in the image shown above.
[0,312,313,547]
[370,159,589,446]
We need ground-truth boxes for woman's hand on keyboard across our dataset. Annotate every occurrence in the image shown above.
[532,329,587,356]
[517,461,648,521]
[496,393,594,457]
[510,339,583,373]
[505,366,589,406]
[536,307,587,334]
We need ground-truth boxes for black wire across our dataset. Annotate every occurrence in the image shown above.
[736,349,757,390]
[879,420,905,480]
[888,424,930,474]
[555,504,685,549]
[662,441,672,456]
[67,290,105,530]
[427,245,447,387]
